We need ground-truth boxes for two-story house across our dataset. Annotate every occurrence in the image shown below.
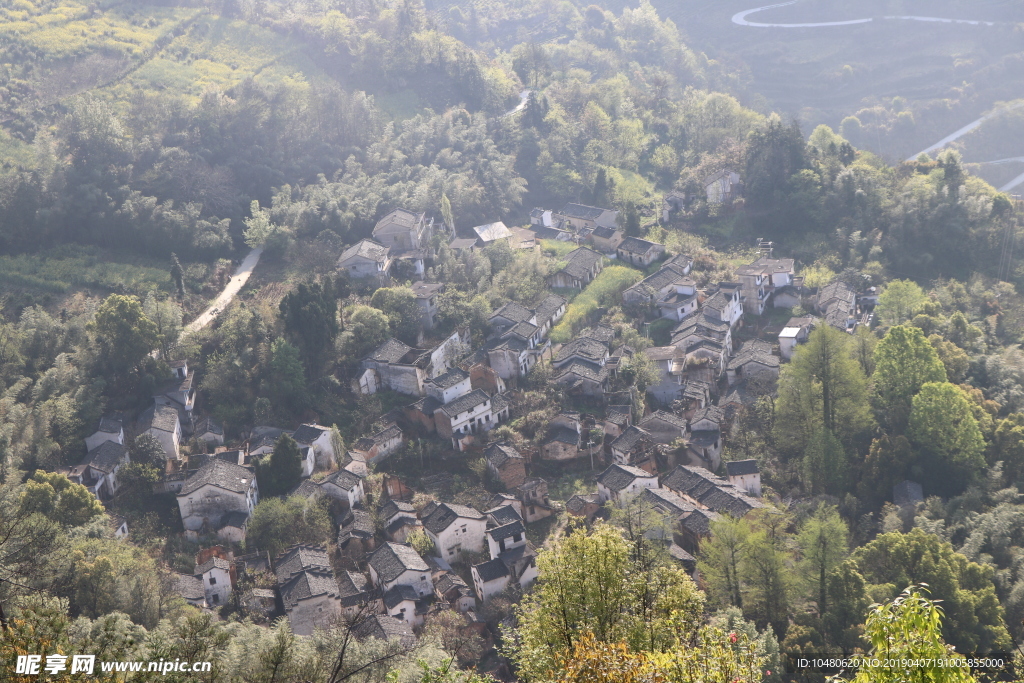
[553,203,618,232]
[292,423,336,471]
[434,390,510,450]
[67,440,129,500]
[84,416,124,452]
[686,406,725,471]
[726,339,780,386]
[484,441,527,489]
[705,169,742,205]
[471,519,538,603]
[644,346,687,404]
[176,459,258,542]
[276,545,342,636]
[623,254,694,306]
[368,542,433,597]
[319,469,366,509]
[140,403,182,461]
[725,459,762,497]
[195,557,233,608]
[411,281,444,330]
[735,256,796,315]
[372,208,430,252]
[337,239,392,281]
[422,503,487,559]
[597,463,659,506]
[359,328,469,397]
[609,426,658,472]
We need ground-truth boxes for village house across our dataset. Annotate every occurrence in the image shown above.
[551,360,609,396]
[368,542,433,597]
[434,390,510,451]
[337,570,380,618]
[511,226,537,250]
[448,237,478,253]
[609,425,658,472]
[671,313,731,376]
[705,169,742,205]
[488,301,536,333]
[472,221,513,247]
[554,203,619,232]
[194,417,224,447]
[734,256,796,316]
[175,573,206,608]
[685,406,725,471]
[337,239,392,281]
[67,440,129,500]
[638,411,688,444]
[725,459,762,497]
[292,423,337,471]
[645,346,686,404]
[661,465,764,519]
[541,412,585,461]
[817,279,859,333]
[351,422,405,467]
[552,336,609,369]
[372,208,431,252]
[639,487,695,542]
[276,545,342,636]
[530,207,554,228]
[353,615,416,644]
[248,426,289,458]
[516,478,554,522]
[603,405,632,439]
[195,557,233,607]
[423,502,487,559]
[779,316,816,360]
[383,584,428,626]
[622,254,694,306]
[84,416,123,452]
[176,459,258,542]
[726,339,781,386]
[589,225,625,253]
[597,463,659,505]
[337,509,373,554]
[471,519,538,602]
[676,381,711,421]
[381,500,423,543]
[434,572,476,612]
[486,320,548,380]
[702,284,744,330]
[566,493,602,524]
[616,237,666,268]
[484,441,527,489]
[411,281,445,330]
[533,293,568,337]
[320,469,366,509]
[425,368,473,405]
[655,277,700,322]
[547,247,604,289]
[662,191,688,222]
[139,403,182,461]
[154,360,196,416]
[359,327,469,397]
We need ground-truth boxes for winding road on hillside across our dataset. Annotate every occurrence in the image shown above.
[502,90,533,118]
[732,0,997,28]
[732,1,1024,190]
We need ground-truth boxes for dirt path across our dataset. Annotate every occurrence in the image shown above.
[502,90,532,118]
[733,0,997,28]
[183,246,263,334]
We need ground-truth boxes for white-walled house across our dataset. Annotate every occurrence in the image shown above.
[725,459,762,497]
[67,440,129,500]
[320,469,365,509]
[275,546,343,636]
[176,460,258,541]
[140,404,181,461]
[597,463,659,505]
[84,417,123,453]
[195,557,232,607]
[423,503,487,559]
[368,542,433,597]
[293,423,337,470]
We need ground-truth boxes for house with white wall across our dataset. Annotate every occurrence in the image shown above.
[423,503,487,559]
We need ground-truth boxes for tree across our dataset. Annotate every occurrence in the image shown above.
[929,335,970,383]
[907,382,986,494]
[279,282,339,374]
[857,435,917,509]
[698,515,749,609]
[801,427,848,495]
[267,338,307,413]
[143,291,183,361]
[851,529,1011,653]
[508,523,704,681]
[20,471,104,527]
[370,287,422,345]
[256,434,303,497]
[405,528,435,557]
[89,294,159,381]
[872,325,947,433]
[620,201,641,237]
[619,351,660,396]
[170,252,185,299]
[740,510,794,637]
[822,560,871,651]
[243,200,278,248]
[849,586,977,683]
[876,279,926,326]
[775,324,871,453]
[797,505,849,615]
[340,305,391,360]
[245,495,332,558]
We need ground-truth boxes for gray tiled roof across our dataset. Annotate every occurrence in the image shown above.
[275,545,332,582]
[353,614,415,642]
[337,570,371,599]
[383,583,421,609]
[504,321,538,341]
[727,339,780,371]
[96,416,123,434]
[426,367,469,390]
[367,338,414,364]
[289,479,322,499]
[490,301,534,324]
[381,499,417,522]
[487,520,525,542]
[474,557,510,583]
[592,225,620,239]
[292,424,327,444]
[340,509,374,538]
[640,410,688,430]
[218,511,249,530]
[280,569,339,608]
[83,440,125,474]
[369,543,429,584]
[195,416,223,436]
[597,463,654,492]
[681,508,719,536]
[195,557,231,575]
[617,236,662,255]
[533,293,567,324]
[411,281,444,298]
[324,469,363,492]
[339,239,389,264]
[725,459,759,477]
[423,503,484,535]
[176,573,204,601]
[560,247,603,280]
[640,487,693,517]
[691,405,725,425]
[611,425,652,454]
[473,221,512,242]
[485,505,522,527]
[554,337,608,364]
[485,442,523,469]
[566,493,600,514]
[140,403,179,433]
[553,360,608,384]
[560,203,608,221]
[374,208,422,233]
[179,459,254,496]
[439,390,490,419]
[545,426,581,446]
